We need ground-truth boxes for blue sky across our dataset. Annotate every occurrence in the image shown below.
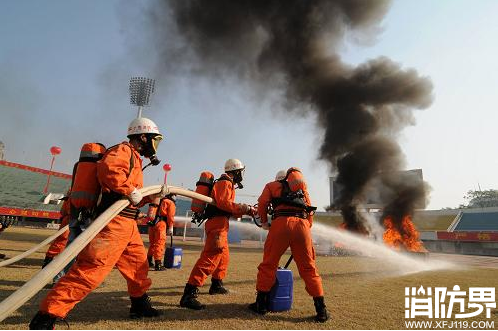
[340,0,498,209]
[1,0,498,210]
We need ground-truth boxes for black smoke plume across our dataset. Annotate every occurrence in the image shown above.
[138,0,433,230]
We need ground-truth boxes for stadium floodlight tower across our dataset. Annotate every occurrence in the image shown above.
[129,77,155,118]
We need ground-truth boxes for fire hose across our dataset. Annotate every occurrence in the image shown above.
[0,225,69,268]
[0,185,213,323]
[251,204,262,228]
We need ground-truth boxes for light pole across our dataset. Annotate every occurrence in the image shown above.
[43,146,61,194]
[129,77,155,118]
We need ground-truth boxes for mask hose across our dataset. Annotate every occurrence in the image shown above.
[142,155,161,171]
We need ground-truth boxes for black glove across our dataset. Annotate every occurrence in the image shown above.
[147,217,159,227]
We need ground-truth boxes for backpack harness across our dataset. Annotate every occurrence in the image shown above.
[269,179,317,220]
[191,175,232,227]
[92,143,138,221]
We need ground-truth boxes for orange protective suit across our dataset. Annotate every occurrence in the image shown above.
[160,198,176,230]
[45,199,71,258]
[187,175,245,286]
[148,198,176,261]
[39,142,152,318]
[256,180,324,297]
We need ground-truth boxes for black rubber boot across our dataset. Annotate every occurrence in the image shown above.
[41,256,53,269]
[154,260,165,271]
[147,255,154,268]
[248,291,270,315]
[209,278,229,295]
[180,283,206,310]
[313,296,330,323]
[129,293,160,319]
[29,311,56,330]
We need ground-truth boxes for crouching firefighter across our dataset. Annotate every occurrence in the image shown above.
[29,117,164,329]
[249,168,330,323]
[180,159,256,310]
[147,194,176,271]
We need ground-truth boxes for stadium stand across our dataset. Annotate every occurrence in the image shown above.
[0,160,194,229]
[412,210,459,231]
[453,209,498,231]
[313,210,459,232]
[0,161,71,224]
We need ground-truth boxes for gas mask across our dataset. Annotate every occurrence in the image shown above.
[231,168,245,189]
[139,134,163,170]
[140,134,163,161]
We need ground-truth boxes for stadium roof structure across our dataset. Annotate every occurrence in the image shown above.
[0,160,71,218]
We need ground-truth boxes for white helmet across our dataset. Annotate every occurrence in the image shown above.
[127,117,161,137]
[275,169,287,181]
[224,158,245,172]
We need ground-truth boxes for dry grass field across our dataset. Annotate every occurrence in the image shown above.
[1,227,498,330]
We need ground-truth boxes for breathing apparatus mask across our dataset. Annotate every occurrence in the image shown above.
[229,168,245,189]
[141,133,162,162]
[132,133,163,170]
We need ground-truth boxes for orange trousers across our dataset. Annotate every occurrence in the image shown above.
[188,217,229,286]
[40,215,152,318]
[256,217,324,297]
[46,216,70,258]
[147,221,166,261]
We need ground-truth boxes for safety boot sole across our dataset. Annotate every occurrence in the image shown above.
[314,311,330,323]
[129,308,161,319]
[208,287,229,295]
[180,297,206,310]
[248,302,267,315]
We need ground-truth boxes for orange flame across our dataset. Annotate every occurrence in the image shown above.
[383,215,427,252]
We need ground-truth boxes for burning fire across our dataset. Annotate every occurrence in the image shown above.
[383,215,427,252]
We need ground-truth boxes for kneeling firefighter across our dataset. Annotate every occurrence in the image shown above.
[147,194,176,271]
[249,168,330,323]
[180,159,256,310]
[29,117,164,329]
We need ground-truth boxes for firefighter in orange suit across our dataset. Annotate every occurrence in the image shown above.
[180,159,256,310]
[29,117,164,329]
[147,194,176,271]
[249,168,329,323]
[41,195,71,268]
